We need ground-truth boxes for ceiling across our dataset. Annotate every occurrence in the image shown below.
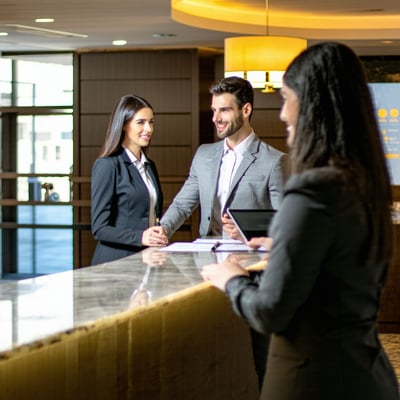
[1,0,400,56]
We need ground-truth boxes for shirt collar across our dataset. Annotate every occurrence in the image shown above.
[123,146,148,164]
[223,131,255,156]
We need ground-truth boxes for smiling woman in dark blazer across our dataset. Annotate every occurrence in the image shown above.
[91,95,168,265]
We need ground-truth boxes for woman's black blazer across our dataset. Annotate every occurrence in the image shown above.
[90,148,163,265]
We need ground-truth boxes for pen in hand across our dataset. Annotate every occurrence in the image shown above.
[155,217,168,239]
[211,241,221,252]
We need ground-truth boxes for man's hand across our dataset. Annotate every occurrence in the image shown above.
[221,213,243,241]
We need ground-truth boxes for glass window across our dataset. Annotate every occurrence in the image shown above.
[0,58,12,106]
[1,52,74,278]
[14,54,73,106]
[17,114,73,202]
[18,206,73,275]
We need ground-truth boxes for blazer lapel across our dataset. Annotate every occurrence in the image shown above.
[144,161,161,195]
[207,142,224,204]
[121,151,146,188]
[226,137,260,202]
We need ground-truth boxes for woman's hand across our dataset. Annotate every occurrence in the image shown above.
[246,236,273,251]
[201,260,249,291]
[142,226,168,247]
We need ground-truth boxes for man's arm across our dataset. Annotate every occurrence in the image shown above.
[160,151,202,237]
[269,153,287,210]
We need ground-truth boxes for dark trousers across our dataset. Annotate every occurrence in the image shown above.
[250,328,270,391]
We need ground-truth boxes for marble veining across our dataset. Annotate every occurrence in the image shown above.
[0,248,264,353]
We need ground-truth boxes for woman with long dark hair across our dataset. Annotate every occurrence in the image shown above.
[202,42,399,399]
[91,95,168,265]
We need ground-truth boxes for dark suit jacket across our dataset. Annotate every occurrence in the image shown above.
[226,167,399,400]
[91,148,163,265]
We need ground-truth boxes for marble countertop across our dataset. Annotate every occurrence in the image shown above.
[0,247,265,353]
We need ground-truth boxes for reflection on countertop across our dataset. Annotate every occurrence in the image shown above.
[0,247,265,353]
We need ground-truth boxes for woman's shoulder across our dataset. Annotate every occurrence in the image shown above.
[284,167,347,201]
[92,152,124,176]
[287,167,342,185]
[95,149,125,164]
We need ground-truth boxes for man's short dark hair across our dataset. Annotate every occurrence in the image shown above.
[209,76,254,111]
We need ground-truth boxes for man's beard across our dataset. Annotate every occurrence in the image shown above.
[216,113,244,139]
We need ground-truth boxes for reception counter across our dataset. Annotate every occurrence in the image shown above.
[0,241,399,399]
[0,248,265,400]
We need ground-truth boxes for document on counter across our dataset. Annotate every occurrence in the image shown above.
[160,239,267,252]
[193,238,268,252]
[192,238,242,245]
[159,242,215,252]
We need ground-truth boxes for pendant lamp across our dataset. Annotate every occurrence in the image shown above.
[171,0,307,91]
[224,36,307,92]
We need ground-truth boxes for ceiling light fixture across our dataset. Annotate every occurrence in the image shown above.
[112,40,127,46]
[224,0,306,92]
[35,18,55,23]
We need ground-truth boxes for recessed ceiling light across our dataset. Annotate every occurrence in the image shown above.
[0,32,9,36]
[381,40,393,44]
[35,18,55,23]
[152,33,176,38]
[112,40,127,46]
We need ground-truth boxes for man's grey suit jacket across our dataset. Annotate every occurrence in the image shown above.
[161,134,286,237]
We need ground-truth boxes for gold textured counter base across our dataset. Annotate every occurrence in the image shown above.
[0,282,259,400]
[381,334,400,383]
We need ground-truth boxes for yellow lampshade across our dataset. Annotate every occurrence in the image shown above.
[224,36,307,90]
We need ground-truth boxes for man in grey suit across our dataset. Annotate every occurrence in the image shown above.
[160,76,286,239]
[160,76,286,390]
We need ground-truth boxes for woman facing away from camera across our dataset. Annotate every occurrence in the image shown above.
[202,42,399,400]
[91,95,168,265]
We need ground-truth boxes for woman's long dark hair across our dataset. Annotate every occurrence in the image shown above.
[99,94,153,157]
[283,42,392,264]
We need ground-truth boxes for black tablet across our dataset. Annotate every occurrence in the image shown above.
[226,208,277,241]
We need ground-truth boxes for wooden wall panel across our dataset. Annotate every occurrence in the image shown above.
[150,115,193,146]
[80,115,109,146]
[79,50,194,80]
[78,206,91,225]
[147,147,192,177]
[80,114,193,147]
[161,182,188,205]
[252,109,285,137]
[252,91,287,153]
[78,230,97,267]
[80,80,193,114]
[259,137,288,154]
[80,148,102,176]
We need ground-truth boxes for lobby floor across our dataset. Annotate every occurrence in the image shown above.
[381,334,400,383]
